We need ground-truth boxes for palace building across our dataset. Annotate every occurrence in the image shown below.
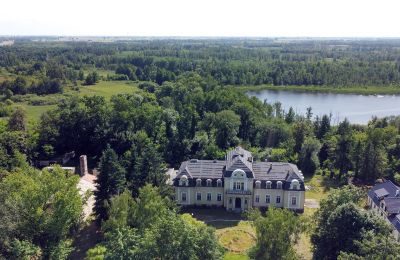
[173,147,305,212]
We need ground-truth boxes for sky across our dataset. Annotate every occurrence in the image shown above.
[1,0,400,37]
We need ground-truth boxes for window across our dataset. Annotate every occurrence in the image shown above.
[206,179,212,187]
[255,195,260,203]
[179,175,188,186]
[181,192,187,202]
[277,181,282,189]
[196,192,202,201]
[291,179,299,190]
[245,199,248,205]
[276,196,281,204]
[234,182,244,190]
[207,193,212,201]
[266,181,272,189]
[265,195,271,203]
[217,194,222,201]
[196,179,202,187]
[291,197,297,206]
[229,198,232,204]
[217,179,222,187]
[255,180,261,189]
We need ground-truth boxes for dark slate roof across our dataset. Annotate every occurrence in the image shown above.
[368,181,400,206]
[368,181,400,232]
[384,197,400,214]
[176,159,225,179]
[388,214,400,232]
[173,147,304,190]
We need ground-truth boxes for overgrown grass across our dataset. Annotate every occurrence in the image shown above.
[76,80,138,100]
[236,84,400,95]
[304,174,340,202]
[216,221,255,254]
[223,252,250,260]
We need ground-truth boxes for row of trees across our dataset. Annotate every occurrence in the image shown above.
[2,39,400,87]
[0,76,63,96]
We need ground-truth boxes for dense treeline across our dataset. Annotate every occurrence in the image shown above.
[1,38,400,87]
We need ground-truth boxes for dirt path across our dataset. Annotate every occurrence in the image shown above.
[304,199,319,208]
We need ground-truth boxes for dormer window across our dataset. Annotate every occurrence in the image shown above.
[255,180,261,189]
[217,179,222,187]
[206,179,212,187]
[196,178,202,187]
[291,179,299,190]
[266,181,272,189]
[179,175,188,186]
[277,181,282,189]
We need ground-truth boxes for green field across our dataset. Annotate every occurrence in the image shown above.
[4,81,139,122]
[237,84,400,95]
[75,80,139,99]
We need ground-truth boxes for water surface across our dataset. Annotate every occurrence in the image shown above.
[247,89,400,124]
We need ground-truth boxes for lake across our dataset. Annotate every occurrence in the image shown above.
[247,89,400,124]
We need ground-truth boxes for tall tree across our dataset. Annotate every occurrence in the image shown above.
[299,136,321,175]
[0,167,83,259]
[7,107,26,132]
[94,147,126,221]
[248,207,305,260]
[214,110,241,149]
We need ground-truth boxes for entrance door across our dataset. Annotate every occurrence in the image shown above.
[235,197,242,209]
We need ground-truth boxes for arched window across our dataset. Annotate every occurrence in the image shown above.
[266,181,272,189]
[291,179,299,190]
[277,181,282,189]
[255,180,261,189]
[196,178,202,187]
[179,175,188,186]
[217,179,222,187]
[206,179,212,187]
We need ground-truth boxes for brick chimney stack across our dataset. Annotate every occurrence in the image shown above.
[80,155,88,176]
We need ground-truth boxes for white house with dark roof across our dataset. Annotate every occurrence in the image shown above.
[173,147,305,212]
[368,180,400,241]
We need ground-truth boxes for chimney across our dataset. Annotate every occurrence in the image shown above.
[396,190,400,197]
[80,155,88,176]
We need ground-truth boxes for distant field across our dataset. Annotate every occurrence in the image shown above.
[3,80,140,122]
[237,84,400,95]
[76,80,139,99]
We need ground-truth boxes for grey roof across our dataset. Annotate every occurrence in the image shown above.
[253,162,300,181]
[174,147,304,190]
[384,197,400,214]
[388,214,400,232]
[374,188,389,198]
[368,181,400,206]
[176,159,225,179]
[368,181,400,232]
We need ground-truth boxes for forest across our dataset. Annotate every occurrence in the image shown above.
[1,38,400,259]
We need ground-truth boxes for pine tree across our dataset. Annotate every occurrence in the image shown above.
[94,146,126,221]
